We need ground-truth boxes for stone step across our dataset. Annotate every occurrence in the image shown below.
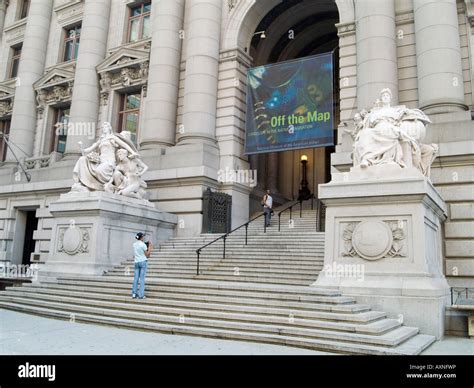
[109,265,323,275]
[19,283,372,313]
[44,278,355,305]
[0,290,388,326]
[52,276,347,299]
[0,295,400,340]
[0,301,435,355]
[195,275,313,286]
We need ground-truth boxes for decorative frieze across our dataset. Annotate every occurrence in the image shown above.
[97,46,150,104]
[0,83,14,118]
[34,64,75,112]
[54,0,84,27]
[3,18,26,45]
[24,152,63,170]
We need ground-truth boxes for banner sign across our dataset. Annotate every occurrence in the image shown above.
[245,53,334,154]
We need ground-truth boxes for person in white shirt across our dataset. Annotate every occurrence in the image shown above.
[262,189,273,227]
[131,232,152,299]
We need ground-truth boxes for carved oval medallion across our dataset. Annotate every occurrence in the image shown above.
[352,221,393,261]
[62,227,82,255]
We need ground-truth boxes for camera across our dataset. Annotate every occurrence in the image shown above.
[145,241,150,248]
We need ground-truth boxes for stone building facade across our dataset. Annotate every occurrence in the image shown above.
[0,0,473,288]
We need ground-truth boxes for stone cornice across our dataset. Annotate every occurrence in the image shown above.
[336,22,355,38]
[395,11,414,26]
[3,17,26,44]
[219,48,252,67]
[54,0,83,27]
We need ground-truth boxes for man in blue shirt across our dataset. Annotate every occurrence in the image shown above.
[132,232,152,299]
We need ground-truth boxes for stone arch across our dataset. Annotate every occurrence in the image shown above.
[222,0,355,53]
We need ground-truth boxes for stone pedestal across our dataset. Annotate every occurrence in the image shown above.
[313,165,450,338]
[41,192,177,278]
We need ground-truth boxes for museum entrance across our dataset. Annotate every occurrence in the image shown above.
[243,0,340,213]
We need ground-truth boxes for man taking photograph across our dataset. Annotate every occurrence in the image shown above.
[132,232,152,300]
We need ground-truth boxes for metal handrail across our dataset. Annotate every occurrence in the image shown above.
[196,212,266,275]
[277,199,302,231]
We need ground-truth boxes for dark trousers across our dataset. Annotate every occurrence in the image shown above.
[264,207,272,226]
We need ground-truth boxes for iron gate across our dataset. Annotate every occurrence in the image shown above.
[202,187,232,233]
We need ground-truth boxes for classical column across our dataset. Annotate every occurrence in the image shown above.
[6,0,52,161]
[141,0,185,149]
[267,152,279,192]
[178,0,222,145]
[414,0,467,113]
[64,0,111,157]
[355,0,398,110]
[0,0,8,39]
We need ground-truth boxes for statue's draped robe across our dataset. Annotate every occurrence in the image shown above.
[355,107,406,167]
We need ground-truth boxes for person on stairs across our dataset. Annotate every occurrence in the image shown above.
[132,232,152,300]
[262,189,273,227]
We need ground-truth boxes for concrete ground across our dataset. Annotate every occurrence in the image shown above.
[0,309,472,355]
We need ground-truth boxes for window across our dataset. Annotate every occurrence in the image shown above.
[10,45,22,79]
[118,92,141,144]
[63,25,81,62]
[19,0,30,20]
[51,107,69,154]
[0,120,11,162]
[127,2,151,42]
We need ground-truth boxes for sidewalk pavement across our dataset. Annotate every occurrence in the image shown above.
[0,309,472,355]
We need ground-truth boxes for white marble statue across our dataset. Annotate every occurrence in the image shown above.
[350,88,438,177]
[71,122,149,199]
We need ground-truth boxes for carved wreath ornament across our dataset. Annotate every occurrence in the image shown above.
[58,226,90,255]
[342,220,406,261]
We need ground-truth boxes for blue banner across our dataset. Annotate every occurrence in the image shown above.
[245,53,334,155]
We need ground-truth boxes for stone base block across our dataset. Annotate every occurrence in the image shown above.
[314,165,450,338]
[40,191,177,278]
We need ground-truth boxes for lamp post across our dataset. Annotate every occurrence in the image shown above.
[298,154,311,201]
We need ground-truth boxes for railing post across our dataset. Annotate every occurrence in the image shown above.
[278,213,281,232]
[223,236,226,259]
[196,250,200,275]
[450,287,453,305]
[264,214,266,233]
[245,223,248,245]
[300,200,302,218]
[290,206,292,220]
[311,195,314,210]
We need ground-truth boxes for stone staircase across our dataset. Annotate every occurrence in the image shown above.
[0,208,436,354]
[105,209,324,286]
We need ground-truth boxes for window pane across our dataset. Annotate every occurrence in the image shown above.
[1,121,11,161]
[131,6,142,16]
[73,40,80,60]
[20,0,30,19]
[11,59,19,78]
[54,108,69,153]
[124,113,138,144]
[126,94,141,110]
[142,15,151,39]
[129,18,140,42]
[143,3,151,13]
[64,40,73,61]
[56,136,67,153]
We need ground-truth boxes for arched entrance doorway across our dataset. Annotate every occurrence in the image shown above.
[233,0,341,213]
